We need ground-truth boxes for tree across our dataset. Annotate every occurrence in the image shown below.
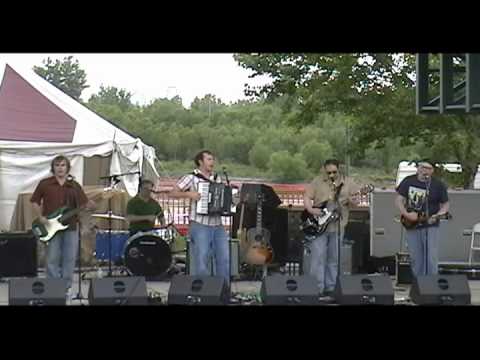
[267,151,310,182]
[234,53,480,188]
[301,140,333,171]
[34,56,89,100]
[88,85,133,111]
[249,143,271,169]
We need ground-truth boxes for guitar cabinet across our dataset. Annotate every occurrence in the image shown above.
[0,231,37,277]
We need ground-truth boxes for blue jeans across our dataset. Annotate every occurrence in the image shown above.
[406,226,440,277]
[189,221,230,285]
[46,229,79,289]
[306,230,342,293]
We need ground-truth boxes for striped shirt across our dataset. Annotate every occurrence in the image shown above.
[176,170,223,226]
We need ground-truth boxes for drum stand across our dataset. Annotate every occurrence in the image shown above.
[98,170,141,277]
[106,202,114,277]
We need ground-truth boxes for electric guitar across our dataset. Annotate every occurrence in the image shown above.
[32,188,117,243]
[400,212,452,230]
[300,184,374,237]
[244,194,274,265]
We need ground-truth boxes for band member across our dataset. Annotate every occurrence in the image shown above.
[169,150,230,286]
[303,159,360,297]
[126,179,165,236]
[395,160,449,277]
[31,155,95,294]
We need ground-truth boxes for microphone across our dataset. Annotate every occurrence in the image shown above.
[329,177,336,187]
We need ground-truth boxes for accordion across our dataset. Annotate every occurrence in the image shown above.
[196,182,233,216]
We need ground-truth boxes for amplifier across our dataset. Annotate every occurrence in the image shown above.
[0,231,37,277]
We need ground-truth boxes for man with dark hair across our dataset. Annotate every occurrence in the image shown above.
[303,159,360,297]
[395,160,449,276]
[126,179,164,236]
[31,155,96,296]
[170,150,230,286]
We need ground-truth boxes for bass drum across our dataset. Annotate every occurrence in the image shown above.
[123,232,172,276]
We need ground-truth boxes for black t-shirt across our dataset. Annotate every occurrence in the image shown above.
[396,175,448,227]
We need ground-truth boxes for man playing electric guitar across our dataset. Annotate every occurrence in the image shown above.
[31,155,96,295]
[395,159,449,277]
[303,159,361,297]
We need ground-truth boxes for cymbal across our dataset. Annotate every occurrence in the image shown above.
[91,213,126,221]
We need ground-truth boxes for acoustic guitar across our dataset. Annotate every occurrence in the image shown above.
[400,212,452,230]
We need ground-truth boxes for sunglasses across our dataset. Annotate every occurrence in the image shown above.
[327,171,338,175]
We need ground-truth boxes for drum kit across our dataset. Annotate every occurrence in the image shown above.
[91,212,186,278]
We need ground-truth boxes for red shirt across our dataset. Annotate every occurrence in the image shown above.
[30,176,88,226]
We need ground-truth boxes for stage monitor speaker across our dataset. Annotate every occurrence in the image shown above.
[0,231,37,277]
[410,275,471,305]
[260,275,319,305]
[168,275,229,305]
[334,275,394,305]
[88,277,148,305]
[9,278,67,305]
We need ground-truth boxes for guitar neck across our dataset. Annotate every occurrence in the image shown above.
[256,201,262,232]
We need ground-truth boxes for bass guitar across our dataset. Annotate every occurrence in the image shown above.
[300,184,374,237]
[32,188,117,243]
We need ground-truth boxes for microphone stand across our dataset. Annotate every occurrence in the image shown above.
[71,219,86,305]
[223,167,233,295]
[332,179,343,290]
[424,175,431,276]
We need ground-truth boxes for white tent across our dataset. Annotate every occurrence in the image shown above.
[0,63,159,230]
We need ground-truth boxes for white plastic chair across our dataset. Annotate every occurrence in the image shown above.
[469,223,480,265]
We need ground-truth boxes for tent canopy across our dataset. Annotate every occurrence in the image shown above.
[0,63,159,230]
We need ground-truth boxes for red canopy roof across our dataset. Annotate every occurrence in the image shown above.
[0,65,76,142]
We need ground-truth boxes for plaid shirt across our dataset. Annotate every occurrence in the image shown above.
[176,170,223,226]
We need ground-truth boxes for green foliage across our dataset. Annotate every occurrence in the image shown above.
[267,151,311,182]
[234,53,480,188]
[249,143,271,169]
[301,140,333,171]
[88,85,133,111]
[34,56,89,100]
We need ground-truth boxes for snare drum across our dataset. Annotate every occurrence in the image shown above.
[123,232,172,276]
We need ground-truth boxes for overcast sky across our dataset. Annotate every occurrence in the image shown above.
[0,53,272,108]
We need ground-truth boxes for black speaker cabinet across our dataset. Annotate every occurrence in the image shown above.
[260,275,319,305]
[9,278,67,305]
[88,277,148,305]
[168,275,229,305]
[410,275,471,305]
[0,231,37,277]
[334,275,395,305]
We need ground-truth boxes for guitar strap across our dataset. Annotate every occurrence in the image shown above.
[191,170,218,183]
